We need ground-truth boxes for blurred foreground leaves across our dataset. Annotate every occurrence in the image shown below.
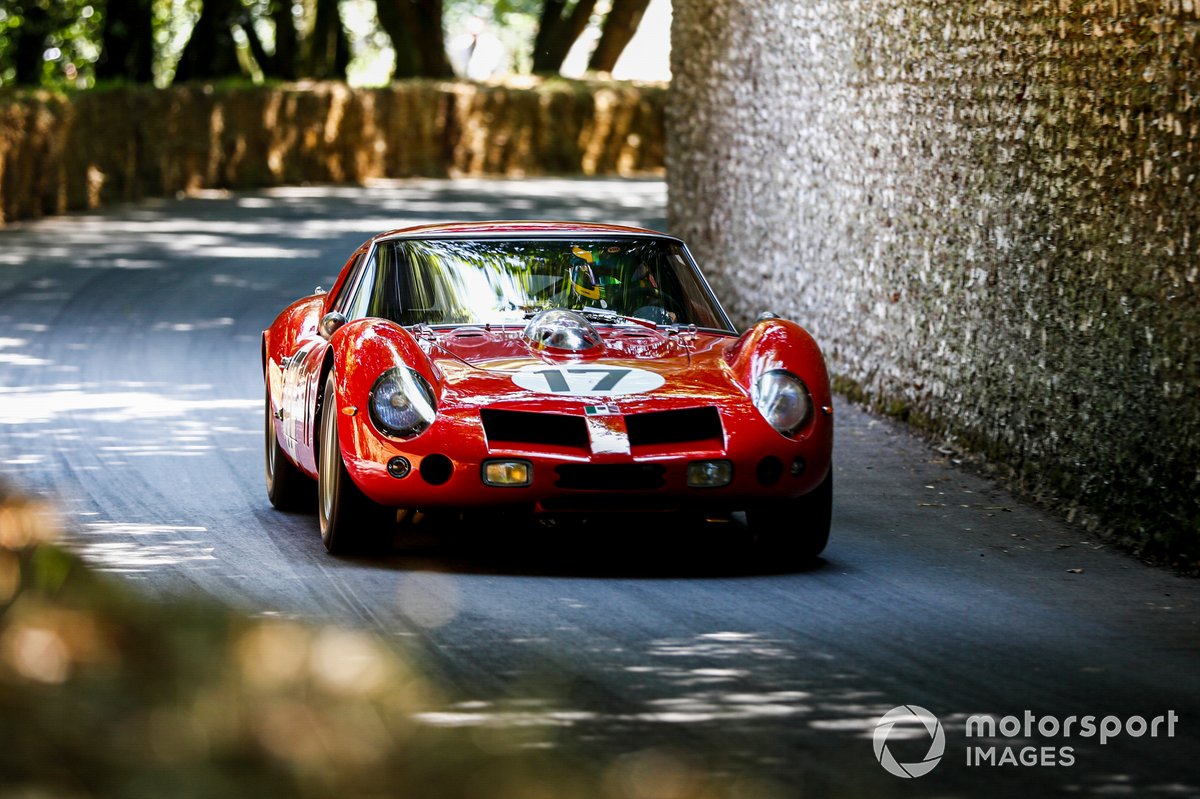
[0,489,760,799]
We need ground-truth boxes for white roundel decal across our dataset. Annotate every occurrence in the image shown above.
[511,364,665,396]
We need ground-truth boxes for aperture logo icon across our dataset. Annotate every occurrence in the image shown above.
[873,705,946,778]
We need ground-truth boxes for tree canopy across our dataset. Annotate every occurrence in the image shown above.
[0,0,659,88]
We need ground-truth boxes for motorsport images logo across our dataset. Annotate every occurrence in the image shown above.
[873,705,946,778]
[872,706,1179,776]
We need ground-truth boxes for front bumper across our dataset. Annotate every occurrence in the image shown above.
[338,401,833,514]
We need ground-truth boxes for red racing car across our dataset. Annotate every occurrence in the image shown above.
[263,222,833,557]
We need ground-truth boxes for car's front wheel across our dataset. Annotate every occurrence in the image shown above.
[318,373,394,554]
[265,385,314,511]
[744,469,833,563]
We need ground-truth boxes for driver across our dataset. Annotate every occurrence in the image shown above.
[568,244,623,308]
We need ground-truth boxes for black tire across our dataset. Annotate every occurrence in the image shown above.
[317,373,394,554]
[265,384,314,511]
[745,469,833,562]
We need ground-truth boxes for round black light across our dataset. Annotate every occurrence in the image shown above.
[791,456,806,477]
[387,456,411,479]
[420,454,453,486]
[756,456,784,486]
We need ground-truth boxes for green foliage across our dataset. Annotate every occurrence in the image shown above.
[153,0,202,85]
[0,4,14,85]
[42,0,103,86]
[342,0,394,85]
[445,0,543,27]
[0,0,236,89]
[0,0,652,89]
[0,0,103,88]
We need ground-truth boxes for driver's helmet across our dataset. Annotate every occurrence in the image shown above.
[569,244,623,305]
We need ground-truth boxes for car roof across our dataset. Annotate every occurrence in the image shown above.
[370,221,674,243]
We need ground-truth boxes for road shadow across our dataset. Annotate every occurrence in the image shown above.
[332,512,830,580]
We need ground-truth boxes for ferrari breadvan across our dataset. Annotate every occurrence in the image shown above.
[263,222,833,557]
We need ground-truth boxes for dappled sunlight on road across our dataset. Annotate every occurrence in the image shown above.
[67,522,217,573]
[413,630,880,729]
[151,317,235,333]
[647,631,793,659]
[0,337,51,367]
[0,384,259,426]
[394,571,463,629]
[416,703,601,729]
[0,373,260,505]
[407,626,902,787]
[0,178,667,279]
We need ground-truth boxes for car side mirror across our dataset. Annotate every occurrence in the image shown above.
[319,312,346,340]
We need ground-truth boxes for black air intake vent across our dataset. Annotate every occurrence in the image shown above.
[625,406,723,447]
[481,409,589,449]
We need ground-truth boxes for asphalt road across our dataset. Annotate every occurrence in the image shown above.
[1,178,1197,798]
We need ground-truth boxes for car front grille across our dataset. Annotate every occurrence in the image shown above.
[481,409,590,449]
[624,406,723,448]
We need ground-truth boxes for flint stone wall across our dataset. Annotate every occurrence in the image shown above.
[668,0,1199,557]
[0,79,664,226]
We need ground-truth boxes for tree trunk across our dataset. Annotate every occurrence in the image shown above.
[587,0,651,74]
[269,0,300,80]
[412,0,451,78]
[306,0,350,79]
[96,0,155,82]
[12,2,52,85]
[173,0,243,82]
[531,0,597,75]
[377,0,422,79]
[375,0,451,79]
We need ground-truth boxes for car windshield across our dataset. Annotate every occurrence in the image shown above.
[366,236,733,331]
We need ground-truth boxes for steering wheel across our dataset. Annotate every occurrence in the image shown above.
[622,286,684,324]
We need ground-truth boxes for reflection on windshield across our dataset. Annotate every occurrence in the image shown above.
[369,238,732,330]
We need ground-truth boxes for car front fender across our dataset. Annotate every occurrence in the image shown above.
[325,319,441,475]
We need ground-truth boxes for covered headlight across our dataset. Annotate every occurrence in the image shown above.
[368,367,437,439]
[752,369,812,435]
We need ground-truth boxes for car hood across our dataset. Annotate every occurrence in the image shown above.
[425,325,747,411]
